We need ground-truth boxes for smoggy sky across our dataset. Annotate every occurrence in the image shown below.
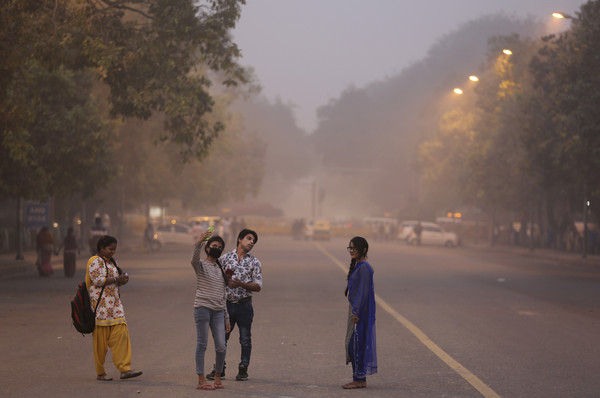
[232,0,585,133]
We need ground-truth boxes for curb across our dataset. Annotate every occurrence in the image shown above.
[0,258,39,279]
[0,241,141,280]
[461,243,600,268]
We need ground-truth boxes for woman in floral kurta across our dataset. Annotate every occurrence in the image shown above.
[86,235,142,381]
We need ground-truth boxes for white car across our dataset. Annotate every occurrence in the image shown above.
[155,224,194,246]
[398,220,438,241]
[407,223,459,247]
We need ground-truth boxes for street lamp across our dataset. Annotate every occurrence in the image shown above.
[552,12,575,20]
[452,75,479,95]
[502,49,512,55]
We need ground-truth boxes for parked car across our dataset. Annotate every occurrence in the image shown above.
[155,223,194,246]
[407,222,459,247]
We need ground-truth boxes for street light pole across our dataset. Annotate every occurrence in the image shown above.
[311,179,316,221]
[552,12,575,20]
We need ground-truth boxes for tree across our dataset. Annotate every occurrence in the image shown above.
[1,0,248,201]
[528,0,600,243]
[309,14,544,217]
[1,0,248,255]
[91,93,266,227]
[418,108,477,211]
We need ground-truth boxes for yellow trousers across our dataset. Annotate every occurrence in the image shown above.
[93,323,132,375]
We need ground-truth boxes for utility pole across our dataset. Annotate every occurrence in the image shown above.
[311,179,316,221]
[583,195,589,259]
[530,200,535,252]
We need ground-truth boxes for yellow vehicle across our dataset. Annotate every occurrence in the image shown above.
[188,216,221,227]
[312,219,331,241]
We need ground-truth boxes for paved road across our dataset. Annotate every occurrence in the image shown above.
[1,236,599,397]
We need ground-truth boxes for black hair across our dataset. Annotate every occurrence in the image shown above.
[237,228,258,247]
[97,235,118,253]
[204,235,225,256]
[205,235,228,284]
[344,236,369,297]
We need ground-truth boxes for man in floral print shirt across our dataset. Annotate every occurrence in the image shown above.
[207,228,262,382]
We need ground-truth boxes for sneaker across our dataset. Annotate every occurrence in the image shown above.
[206,368,225,380]
[236,365,248,381]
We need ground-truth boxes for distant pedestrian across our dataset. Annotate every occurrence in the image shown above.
[143,222,155,252]
[35,226,54,276]
[343,236,377,389]
[2,228,9,251]
[207,228,262,382]
[190,230,231,390]
[87,235,142,381]
[412,221,423,246]
[229,218,239,245]
[55,227,79,278]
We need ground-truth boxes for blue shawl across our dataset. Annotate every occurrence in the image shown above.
[347,261,377,376]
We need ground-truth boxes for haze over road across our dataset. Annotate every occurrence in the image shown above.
[2,236,599,397]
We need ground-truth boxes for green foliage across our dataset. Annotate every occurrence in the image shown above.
[0,0,248,203]
[417,0,600,234]
[97,93,266,215]
[531,1,600,196]
[523,0,600,228]
[310,14,543,216]
[418,108,476,209]
[0,62,111,200]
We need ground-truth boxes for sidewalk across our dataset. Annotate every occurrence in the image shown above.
[0,239,140,280]
[0,251,44,279]
[461,241,600,268]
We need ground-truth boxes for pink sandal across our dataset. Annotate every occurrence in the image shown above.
[214,381,224,389]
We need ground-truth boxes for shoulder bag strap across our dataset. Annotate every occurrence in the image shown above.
[93,258,109,314]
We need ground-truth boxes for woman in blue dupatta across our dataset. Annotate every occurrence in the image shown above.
[343,236,377,389]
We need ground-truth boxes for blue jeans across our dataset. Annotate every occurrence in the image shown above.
[226,300,254,367]
[194,307,226,375]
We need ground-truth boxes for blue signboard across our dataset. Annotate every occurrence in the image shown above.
[25,202,50,228]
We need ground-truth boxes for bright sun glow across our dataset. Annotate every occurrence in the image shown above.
[552,12,565,19]
[503,49,512,55]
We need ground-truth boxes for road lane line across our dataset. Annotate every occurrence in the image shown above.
[314,242,501,398]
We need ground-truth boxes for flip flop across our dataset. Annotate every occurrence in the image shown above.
[213,381,224,389]
[97,374,113,381]
[197,383,215,390]
[342,382,366,389]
